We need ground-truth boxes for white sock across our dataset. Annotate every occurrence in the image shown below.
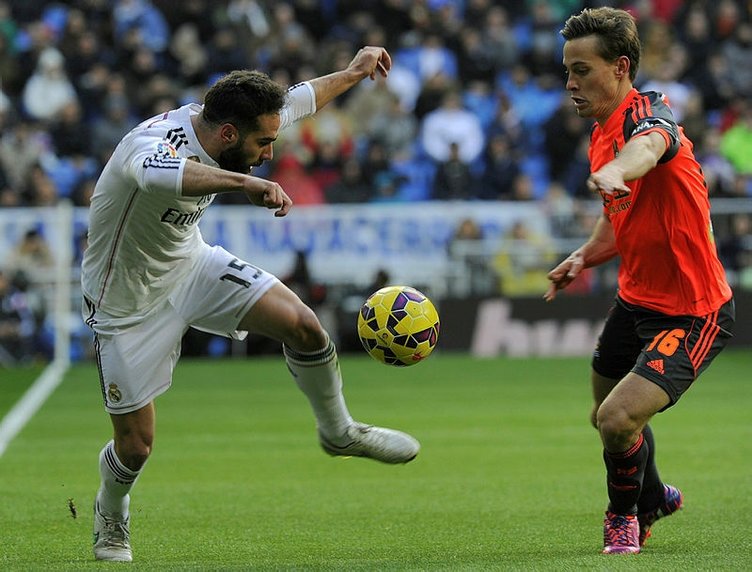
[96,440,140,518]
[283,338,353,441]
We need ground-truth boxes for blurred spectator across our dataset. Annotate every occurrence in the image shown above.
[678,90,708,146]
[413,71,454,121]
[365,91,418,161]
[0,24,21,97]
[696,128,738,196]
[360,140,392,191]
[432,142,476,200]
[640,59,694,123]
[676,3,713,87]
[492,219,556,297]
[50,101,91,158]
[720,102,752,177]
[0,269,37,364]
[6,228,55,285]
[226,0,271,42]
[696,51,736,114]
[403,32,458,84]
[169,22,208,87]
[72,176,97,207]
[345,74,397,138]
[264,2,317,76]
[324,157,371,204]
[478,134,521,201]
[420,89,485,165]
[447,216,491,295]
[206,27,249,77]
[370,171,408,203]
[0,122,51,198]
[23,164,59,206]
[456,26,496,85]
[269,152,324,206]
[718,213,752,287]
[21,47,78,122]
[542,181,577,238]
[0,160,13,206]
[91,98,136,166]
[480,5,518,72]
[365,267,391,295]
[282,250,327,308]
[497,63,559,131]
[721,19,752,96]
[508,173,536,201]
[113,0,170,53]
[544,96,589,185]
[297,99,355,164]
[462,79,497,131]
[520,0,562,83]
[310,140,343,192]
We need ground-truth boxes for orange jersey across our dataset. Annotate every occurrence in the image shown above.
[589,89,731,316]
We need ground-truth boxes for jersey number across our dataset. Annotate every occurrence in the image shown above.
[220,258,261,289]
[646,328,685,356]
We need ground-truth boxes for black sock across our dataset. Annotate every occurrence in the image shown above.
[637,424,664,513]
[604,433,648,515]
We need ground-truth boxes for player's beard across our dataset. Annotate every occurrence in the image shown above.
[217,140,260,174]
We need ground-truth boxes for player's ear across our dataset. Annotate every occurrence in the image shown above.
[219,123,240,145]
[615,56,630,79]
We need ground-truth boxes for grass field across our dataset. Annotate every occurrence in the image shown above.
[1,350,750,571]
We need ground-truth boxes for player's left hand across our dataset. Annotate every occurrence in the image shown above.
[544,250,585,302]
[349,46,392,81]
[243,176,292,217]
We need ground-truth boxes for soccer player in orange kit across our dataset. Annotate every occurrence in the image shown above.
[545,7,735,554]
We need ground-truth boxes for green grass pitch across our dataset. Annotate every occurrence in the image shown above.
[1,350,750,570]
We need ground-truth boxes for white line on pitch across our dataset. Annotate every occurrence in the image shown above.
[0,361,67,458]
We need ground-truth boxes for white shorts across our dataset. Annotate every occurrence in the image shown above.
[83,244,279,414]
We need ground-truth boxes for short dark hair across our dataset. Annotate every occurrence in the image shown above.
[202,70,287,134]
[561,7,641,81]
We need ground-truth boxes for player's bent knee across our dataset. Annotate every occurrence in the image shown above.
[114,435,153,471]
[590,406,599,429]
[284,304,327,352]
[596,404,640,448]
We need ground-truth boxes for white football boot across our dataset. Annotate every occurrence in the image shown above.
[93,502,132,562]
[319,422,419,464]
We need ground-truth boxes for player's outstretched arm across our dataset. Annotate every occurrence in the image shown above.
[587,131,667,195]
[180,160,292,217]
[308,46,392,110]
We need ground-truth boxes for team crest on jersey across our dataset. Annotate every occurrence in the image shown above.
[107,383,122,403]
[156,142,178,158]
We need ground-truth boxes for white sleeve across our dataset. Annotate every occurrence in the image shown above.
[280,81,316,129]
[122,130,187,196]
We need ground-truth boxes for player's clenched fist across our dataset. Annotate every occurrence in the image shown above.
[243,176,292,217]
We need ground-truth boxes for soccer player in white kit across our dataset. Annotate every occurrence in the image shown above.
[81,46,419,563]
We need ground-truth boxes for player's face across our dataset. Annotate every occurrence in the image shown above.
[218,113,280,173]
[563,35,627,124]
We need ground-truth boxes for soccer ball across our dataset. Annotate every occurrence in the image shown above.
[357,285,440,366]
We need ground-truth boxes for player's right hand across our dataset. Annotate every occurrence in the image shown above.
[544,251,585,302]
[244,176,292,217]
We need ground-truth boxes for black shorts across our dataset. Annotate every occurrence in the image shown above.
[592,296,735,408]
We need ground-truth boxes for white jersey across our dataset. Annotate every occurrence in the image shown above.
[81,81,317,322]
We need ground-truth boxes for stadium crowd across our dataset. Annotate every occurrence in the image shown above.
[0,0,750,208]
[0,0,751,361]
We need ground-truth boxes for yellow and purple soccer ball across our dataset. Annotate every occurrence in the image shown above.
[357,285,440,366]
